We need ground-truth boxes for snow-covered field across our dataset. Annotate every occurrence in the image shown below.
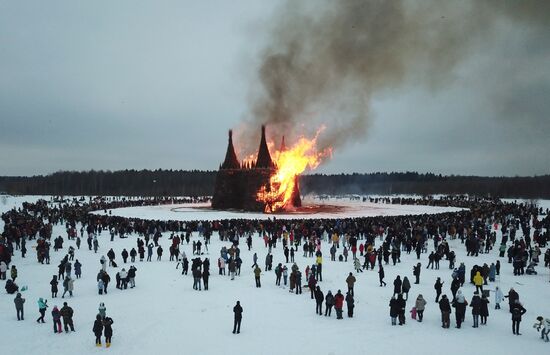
[92,197,465,221]
[1,195,549,355]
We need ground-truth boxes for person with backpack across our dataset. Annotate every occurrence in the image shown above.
[93,314,104,346]
[51,305,62,333]
[60,302,75,332]
[36,297,48,323]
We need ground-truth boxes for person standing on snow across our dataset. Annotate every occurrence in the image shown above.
[98,302,106,319]
[60,302,75,332]
[434,277,443,302]
[334,290,345,319]
[511,300,527,335]
[439,294,451,328]
[37,297,48,323]
[346,272,356,297]
[51,305,62,333]
[453,290,467,328]
[253,265,261,288]
[345,291,355,318]
[50,276,58,298]
[533,316,550,342]
[325,290,335,317]
[314,286,324,315]
[14,292,25,320]
[233,301,243,334]
[378,265,386,287]
[415,294,427,322]
[93,314,103,346]
[103,316,114,347]
[470,292,482,328]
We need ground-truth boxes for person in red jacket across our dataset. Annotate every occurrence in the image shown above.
[334,290,345,319]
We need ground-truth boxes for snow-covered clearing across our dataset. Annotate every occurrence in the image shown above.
[1,195,549,355]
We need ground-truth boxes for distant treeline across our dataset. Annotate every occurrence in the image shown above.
[0,170,549,199]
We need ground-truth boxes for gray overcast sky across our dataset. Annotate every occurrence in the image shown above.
[1,0,549,177]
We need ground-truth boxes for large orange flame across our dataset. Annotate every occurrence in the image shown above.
[257,127,332,212]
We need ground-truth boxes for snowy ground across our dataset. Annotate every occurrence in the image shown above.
[1,195,549,355]
[91,196,465,221]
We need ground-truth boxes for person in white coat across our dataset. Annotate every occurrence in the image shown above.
[494,286,504,310]
[534,316,550,342]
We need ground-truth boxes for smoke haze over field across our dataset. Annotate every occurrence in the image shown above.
[0,0,549,176]
[238,0,550,153]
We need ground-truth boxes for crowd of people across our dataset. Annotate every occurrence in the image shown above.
[1,194,549,347]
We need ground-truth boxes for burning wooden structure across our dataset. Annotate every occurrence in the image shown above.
[212,126,301,212]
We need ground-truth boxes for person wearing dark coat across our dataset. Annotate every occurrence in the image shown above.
[93,314,103,346]
[480,294,490,325]
[14,292,25,320]
[50,276,58,298]
[202,269,209,291]
[51,306,62,333]
[505,288,519,313]
[511,300,527,335]
[103,316,114,347]
[325,291,334,316]
[233,301,243,334]
[74,260,82,279]
[389,296,399,325]
[378,265,386,286]
[345,292,354,318]
[121,249,129,263]
[396,293,407,325]
[439,295,451,328]
[393,276,402,297]
[314,286,324,315]
[470,292,482,328]
[413,263,421,284]
[402,277,411,300]
[434,277,443,302]
[59,302,75,332]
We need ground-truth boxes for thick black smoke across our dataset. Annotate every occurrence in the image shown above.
[237,0,549,155]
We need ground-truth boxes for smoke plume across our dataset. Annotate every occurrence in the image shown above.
[237,0,550,155]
